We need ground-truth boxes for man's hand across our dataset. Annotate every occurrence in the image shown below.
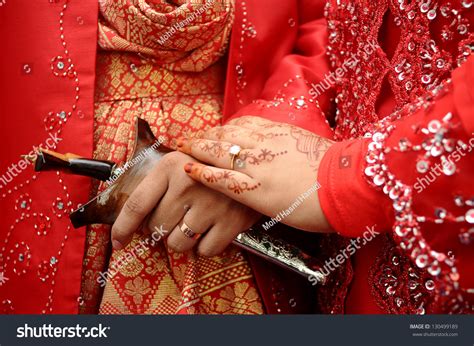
[111,151,260,256]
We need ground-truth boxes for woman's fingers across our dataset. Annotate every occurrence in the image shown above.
[111,165,168,250]
[202,125,255,147]
[226,115,273,129]
[184,162,260,206]
[177,138,253,172]
[166,207,213,253]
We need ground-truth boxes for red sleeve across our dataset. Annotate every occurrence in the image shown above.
[224,0,335,138]
[318,54,474,238]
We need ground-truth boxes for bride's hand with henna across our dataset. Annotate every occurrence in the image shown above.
[176,116,334,232]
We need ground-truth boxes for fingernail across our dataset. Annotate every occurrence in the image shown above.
[112,239,123,250]
[184,162,194,173]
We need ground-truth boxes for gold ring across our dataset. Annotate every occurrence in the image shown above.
[229,145,242,170]
[180,222,201,240]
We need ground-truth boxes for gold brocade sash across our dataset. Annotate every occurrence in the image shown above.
[79,0,264,314]
[98,0,234,71]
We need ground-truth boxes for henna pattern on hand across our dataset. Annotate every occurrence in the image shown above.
[201,168,260,194]
[249,131,289,142]
[191,139,232,158]
[206,126,242,140]
[290,128,333,167]
[239,148,288,165]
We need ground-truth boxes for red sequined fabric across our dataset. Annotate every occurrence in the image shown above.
[325,0,473,313]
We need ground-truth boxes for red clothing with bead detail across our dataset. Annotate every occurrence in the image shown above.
[1,0,472,314]
[224,0,474,313]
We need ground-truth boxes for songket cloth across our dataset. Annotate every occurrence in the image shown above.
[79,0,264,314]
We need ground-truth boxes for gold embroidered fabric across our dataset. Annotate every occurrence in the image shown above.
[81,48,263,314]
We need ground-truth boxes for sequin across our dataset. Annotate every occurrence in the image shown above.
[420,3,430,13]
[416,159,429,173]
[294,98,307,109]
[465,209,474,224]
[427,9,437,20]
[421,74,432,84]
[441,157,456,176]
[373,174,385,186]
[427,263,441,276]
[435,208,447,219]
[235,64,244,76]
[15,194,31,211]
[436,59,445,69]
[454,195,464,207]
[22,64,32,74]
[51,55,75,78]
[415,254,429,268]
[10,242,31,275]
[386,286,396,295]
[52,197,69,218]
[458,24,468,36]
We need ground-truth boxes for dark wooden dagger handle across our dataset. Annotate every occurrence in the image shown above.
[35,149,116,181]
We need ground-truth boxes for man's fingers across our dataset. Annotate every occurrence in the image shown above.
[197,224,243,257]
[184,162,260,206]
[111,165,168,250]
[146,193,186,235]
[166,207,213,253]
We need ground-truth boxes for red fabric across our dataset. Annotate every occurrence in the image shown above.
[0,0,97,313]
[2,0,472,314]
[317,138,393,237]
[223,0,334,138]
[319,57,474,313]
[224,0,474,314]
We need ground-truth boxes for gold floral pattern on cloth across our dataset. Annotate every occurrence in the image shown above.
[98,0,234,71]
[80,51,264,314]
